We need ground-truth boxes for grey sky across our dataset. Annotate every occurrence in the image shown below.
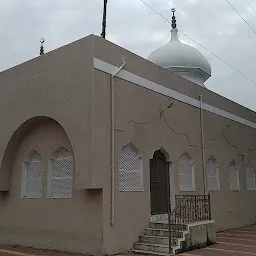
[1,0,256,111]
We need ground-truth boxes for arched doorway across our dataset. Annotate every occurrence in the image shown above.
[150,150,170,215]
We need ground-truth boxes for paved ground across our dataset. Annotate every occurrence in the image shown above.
[1,225,256,255]
[181,224,256,256]
[0,245,83,256]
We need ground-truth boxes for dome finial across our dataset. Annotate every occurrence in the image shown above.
[171,8,177,29]
[40,38,45,56]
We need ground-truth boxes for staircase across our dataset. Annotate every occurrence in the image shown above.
[132,194,212,255]
[132,221,188,255]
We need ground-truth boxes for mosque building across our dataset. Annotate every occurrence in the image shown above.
[0,9,255,256]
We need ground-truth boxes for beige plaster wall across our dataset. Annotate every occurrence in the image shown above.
[0,35,95,190]
[203,111,256,231]
[93,69,205,255]
[0,119,103,255]
[92,35,256,254]
[0,35,104,255]
[211,192,256,231]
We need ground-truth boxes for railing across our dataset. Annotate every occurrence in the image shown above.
[174,194,211,223]
[168,194,211,254]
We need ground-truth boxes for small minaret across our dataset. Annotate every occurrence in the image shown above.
[40,38,45,56]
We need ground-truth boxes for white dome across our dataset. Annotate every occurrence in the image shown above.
[148,29,211,86]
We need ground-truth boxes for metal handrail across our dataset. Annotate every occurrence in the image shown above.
[168,194,211,254]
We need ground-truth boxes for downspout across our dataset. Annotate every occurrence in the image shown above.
[199,95,207,195]
[110,61,126,226]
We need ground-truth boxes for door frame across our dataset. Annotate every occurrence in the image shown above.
[150,148,175,216]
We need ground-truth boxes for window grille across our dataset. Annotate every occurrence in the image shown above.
[118,143,143,192]
[206,157,220,191]
[179,152,195,191]
[229,160,240,191]
[22,149,43,198]
[246,165,256,190]
[48,146,73,198]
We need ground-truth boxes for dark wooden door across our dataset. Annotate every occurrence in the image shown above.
[150,150,169,215]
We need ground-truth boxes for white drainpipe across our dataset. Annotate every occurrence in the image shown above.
[110,61,126,226]
[199,95,207,195]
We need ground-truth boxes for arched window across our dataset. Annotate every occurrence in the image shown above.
[229,160,240,191]
[22,149,43,198]
[246,165,256,190]
[48,146,74,198]
[118,142,143,192]
[206,156,220,191]
[179,152,195,191]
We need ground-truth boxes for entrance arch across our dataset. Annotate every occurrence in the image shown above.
[150,150,170,215]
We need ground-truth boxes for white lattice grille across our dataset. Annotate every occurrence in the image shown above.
[206,157,220,191]
[118,143,143,192]
[229,161,240,191]
[179,153,195,191]
[246,166,255,190]
[49,146,73,198]
[23,150,43,198]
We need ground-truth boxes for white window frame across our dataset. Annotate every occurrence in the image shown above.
[47,145,74,199]
[246,165,256,191]
[206,157,220,192]
[229,161,240,192]
[21,149,43,199]
[178,152,196,192]
[118,142,144,192]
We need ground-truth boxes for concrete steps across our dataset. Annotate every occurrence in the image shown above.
[139,235,178,246]
[133,242,171,254]
[132,222,188,256]
[149,222,187,231]
[131,249,170,256]
[144,228,183,238]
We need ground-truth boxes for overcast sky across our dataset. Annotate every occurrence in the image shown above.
[1,0,256,111]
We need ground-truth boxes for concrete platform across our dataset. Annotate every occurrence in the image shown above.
[180,224,256,256]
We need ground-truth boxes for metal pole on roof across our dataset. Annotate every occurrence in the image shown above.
[101,0,108,38]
